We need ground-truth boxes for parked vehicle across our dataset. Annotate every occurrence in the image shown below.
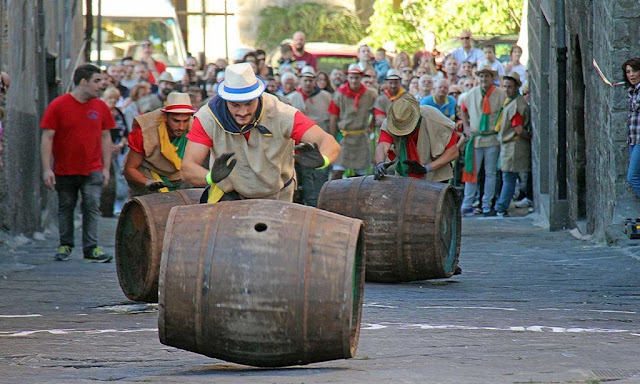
[268,41,359,74]
[84,0,187,79]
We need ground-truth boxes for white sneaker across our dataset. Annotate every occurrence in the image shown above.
[514,198,532,208]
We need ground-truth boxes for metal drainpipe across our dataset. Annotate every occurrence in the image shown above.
[556,0,567,200]
[97,0,101,66]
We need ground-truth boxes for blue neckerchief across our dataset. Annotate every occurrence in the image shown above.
[208,95,272,136]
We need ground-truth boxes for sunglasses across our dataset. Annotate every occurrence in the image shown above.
[449,92,461,95]
[402,70,412,73]
[460,37,471,40]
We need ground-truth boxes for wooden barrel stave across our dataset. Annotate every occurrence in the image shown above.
[317,176,460,283]
[159,200,364,367]
[115,189,204,302]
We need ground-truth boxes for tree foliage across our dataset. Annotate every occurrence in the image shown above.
[367,0,524,53]
[256,2,365,51]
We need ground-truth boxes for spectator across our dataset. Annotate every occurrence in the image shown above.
[623,58,640,202]
[448,84,463,102]
[0,71,9,169]
[374,94,458,182]
[40,64,115,263]
[265,76,280,95]
[281,72,305,111]
[255,49,274,78]
[137,72,176,113]
[316,71,334,94]
[187,86,204,109]
[179,56,205,97]
[100,87,129,216]
[121,82,151,129]
[450,29,485,65]
[276,43,296,75]
[373,47,391,84]
[477,45,505,85]
[504,45,527,86]
[107,64,128,99]
[363,69,379,92]
[443,56,460,85]
[120,57,138,89]
[421,79,456,121]
[292,31,317,71]
[356,44,374,72]
[139,39,167,85]
[459,65,507,216]
[409,76,420,97]
[330,68,345,90]
[328,64,378,180]
[394,51,412,70]
[415,74,433,104]
[494,72,531,216]
[400,66,413,90]
[459,61,473,78]
[374,69,405,127]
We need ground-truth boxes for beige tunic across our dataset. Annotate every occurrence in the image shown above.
[381,105,456,182]
[464,86,506,148]
[283,91,306,112]
[194,93,297,201]
[302,90,332,132]
[498,95,531,173]
[128,109,184,196]
[373,93,393,116]
[333,87,377,169]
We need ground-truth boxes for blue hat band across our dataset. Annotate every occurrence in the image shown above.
[223,81,260,94]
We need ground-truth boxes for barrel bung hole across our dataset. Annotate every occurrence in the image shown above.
[254,223,268,232]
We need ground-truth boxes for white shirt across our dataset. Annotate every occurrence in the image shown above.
[477,59,506,85]
[450,47,485,65]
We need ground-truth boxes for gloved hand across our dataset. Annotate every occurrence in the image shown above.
[145,180,168,191]
[294,142,326,168]
[373,160,395,180]
[403,160,431,174]
[208,152,236,184]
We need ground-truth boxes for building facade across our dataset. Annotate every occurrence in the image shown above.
[528,0,640,241]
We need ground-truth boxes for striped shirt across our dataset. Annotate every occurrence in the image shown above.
[628,82,640,145]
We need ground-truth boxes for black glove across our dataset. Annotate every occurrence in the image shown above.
[373,160,395,180]
[208,152,237,184]
[145,180,168,191]
[403,160,428,174]
[294,142,325,168]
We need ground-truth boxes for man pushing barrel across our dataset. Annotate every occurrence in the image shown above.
[181,63,340,202]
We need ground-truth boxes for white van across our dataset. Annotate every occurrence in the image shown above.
[85,0,187,79]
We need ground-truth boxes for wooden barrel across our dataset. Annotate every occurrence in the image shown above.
[115,189,204,303]
[158,200,365,367]
[317,175,460,283]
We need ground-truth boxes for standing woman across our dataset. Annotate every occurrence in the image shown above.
[316,71,334,94]
[623,58,640,200]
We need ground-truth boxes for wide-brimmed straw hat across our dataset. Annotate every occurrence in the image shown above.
[385,69,401,80]
[216,63,266,102]
[346,63,364,75]
[476,64,498,78]
[160,92,196,114]
[503,71,522,87]
[387,94,421,136]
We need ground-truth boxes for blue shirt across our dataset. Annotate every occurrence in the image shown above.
[420,95,457,120]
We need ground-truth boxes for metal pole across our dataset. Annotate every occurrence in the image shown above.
[202,0,205,62]
[84,0,93,63]
[224,0,228,62]
[97,0,101,66]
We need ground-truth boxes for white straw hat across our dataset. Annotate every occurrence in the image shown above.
[216,63,266,102]
[160,92,196,114]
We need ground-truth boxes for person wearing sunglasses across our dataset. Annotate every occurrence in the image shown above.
[450,29,485,67]
[139,39,167,85]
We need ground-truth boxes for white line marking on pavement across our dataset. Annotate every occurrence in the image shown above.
[0,328,157,337]
[362,322,632,334]
[0,314,42,318]
[417,306,517,311]
[363,303,398,309]
[538,308,636,314]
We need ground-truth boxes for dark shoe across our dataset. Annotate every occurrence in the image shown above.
[497,210,508,217]
[483,209,497,217]
[83,246,113,263]
[54,245,72,261]
[454,266,462,275]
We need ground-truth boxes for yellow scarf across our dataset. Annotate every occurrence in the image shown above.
[385,87,406,102]
[156,119,182,170]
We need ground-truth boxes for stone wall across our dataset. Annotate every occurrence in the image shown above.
[528,0,640,241]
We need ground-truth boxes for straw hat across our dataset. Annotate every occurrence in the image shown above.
[301,66,315,78]
[160,92,196,114]
[503,71,522,87]
[346,63,363,75]
[157,71,175,83]
[387,94,421,136]
[216,63,266,102]
[385,69,401,80]
[476,64,498,78]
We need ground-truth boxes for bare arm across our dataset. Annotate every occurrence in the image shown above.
[514,124,532,140]
[300,125,340,164]
[101,130,112,187]
[427,143,459,171]
[123,149,151,187]
[40,129,55,190]
[374,141,392,164]
[181,140,212,187]
[461,108,471,136]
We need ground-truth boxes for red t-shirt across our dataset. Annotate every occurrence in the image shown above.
[379,129,457,178]
[40,94,115,175]
[128,126,145,154]
[187,111,316,147]
[147,61,167,85]
[293,51,317,71]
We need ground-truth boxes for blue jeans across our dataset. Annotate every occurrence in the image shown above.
[55,171,103,252]
[496,171,519,212]
[462,145,500,212]
[628,144,640,198]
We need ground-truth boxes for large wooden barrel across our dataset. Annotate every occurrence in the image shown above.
[158,200,365,367]
[317,175,460,283]
[115,189,204,303]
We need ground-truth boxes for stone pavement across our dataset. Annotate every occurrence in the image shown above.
[0,209,639,384]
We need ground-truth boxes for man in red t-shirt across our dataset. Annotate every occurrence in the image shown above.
[40,64,115,263]
[292,31,317,73]
[373,94,459,182]
[182,63,339,203]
